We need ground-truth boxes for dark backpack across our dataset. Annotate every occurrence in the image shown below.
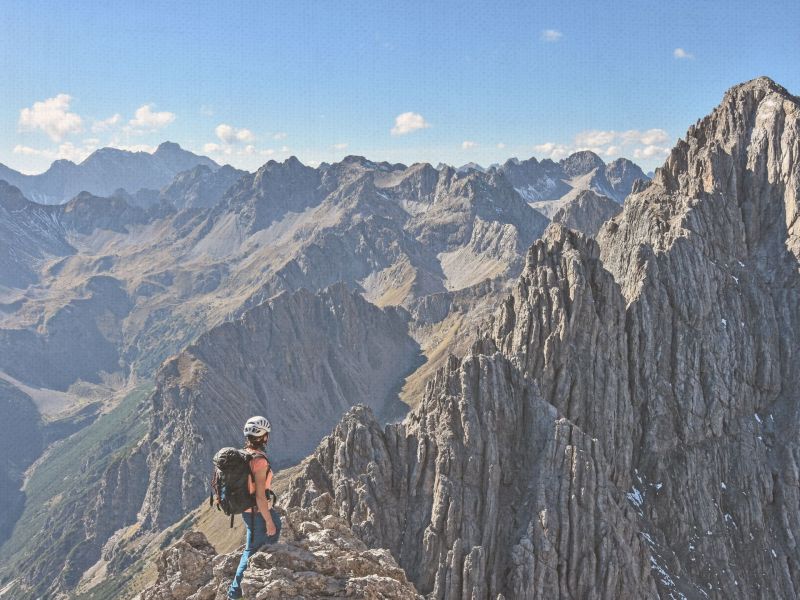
[209,447,275,527]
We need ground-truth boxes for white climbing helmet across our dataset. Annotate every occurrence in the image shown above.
[243,415,271,437]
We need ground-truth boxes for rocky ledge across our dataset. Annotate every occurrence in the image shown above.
[138,501,421,600]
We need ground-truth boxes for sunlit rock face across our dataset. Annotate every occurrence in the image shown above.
[287,78,800,599]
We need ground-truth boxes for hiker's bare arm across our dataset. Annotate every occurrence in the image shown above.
[254,467,277,536]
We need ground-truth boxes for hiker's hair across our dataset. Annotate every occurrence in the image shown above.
[244,432,268,450]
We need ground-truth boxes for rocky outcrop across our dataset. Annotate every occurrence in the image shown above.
[605,157,648,201]
[139,531,217,600]
[60,191,151,234]
[137,284,421,530]
[221,155,322,233]
[550,189,622,236]
[289,333,653,599]
[139,505,421,600]
[285,77,800,599]
[161,164,247,211]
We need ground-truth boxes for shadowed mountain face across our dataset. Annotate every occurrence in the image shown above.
[285,77,800,598]
[0,181,74,288]
[137,284,422,530]
[159,164,248,210]
[0,381,42,544]
[0,142,217,205]
[550,188,622,236]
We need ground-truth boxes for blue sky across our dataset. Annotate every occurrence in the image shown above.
[1,0,798,174]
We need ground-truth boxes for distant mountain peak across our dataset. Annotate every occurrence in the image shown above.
[0,142,219,204]
[155,140,183,153]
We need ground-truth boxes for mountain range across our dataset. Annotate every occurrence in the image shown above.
[282,76,800,599]
[4,78,795,599]
[0,142,218,205]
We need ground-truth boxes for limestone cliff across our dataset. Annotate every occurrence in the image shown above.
[285,77,800,598]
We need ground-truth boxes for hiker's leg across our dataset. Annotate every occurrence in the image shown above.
[228,513,261,598]
[265,509,282,544]
[250,512,268,550]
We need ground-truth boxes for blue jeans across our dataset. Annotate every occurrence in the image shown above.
[227,509,282,598]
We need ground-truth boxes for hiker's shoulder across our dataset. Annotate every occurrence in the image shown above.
[247,449,270,470]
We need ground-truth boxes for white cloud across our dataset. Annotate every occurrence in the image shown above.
[110,143,158,153]
[496,142,506,149]
[674,48,694,59]
[461,140,478,149]
[634,145,671,159]
[203,123,264,161]
[541,29,563,42]
[19,94,83,141]
[13,144,47,156]
[574,130,617,147]
[202,139,282,161]
[332,143,348,150]
[199,105,214,117]
[639,129,669,145]
[534,128,673,163]
[272,132,287,140]
[91,113,121,133]
[390,112,430,136]
[128,104,175,132]
[215,123,255,144]
[533,142,571,160]
[13,141,94,163]
[575,128,670,149]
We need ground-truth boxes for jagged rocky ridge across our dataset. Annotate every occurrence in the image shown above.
[138,504,422,599]
[283,77,800,598]
[496,152,646,203]
[0,151,549,392]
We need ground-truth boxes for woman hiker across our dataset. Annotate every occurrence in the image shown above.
[227,416,282,599]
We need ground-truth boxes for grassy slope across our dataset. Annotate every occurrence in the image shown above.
[0,385,151,599]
